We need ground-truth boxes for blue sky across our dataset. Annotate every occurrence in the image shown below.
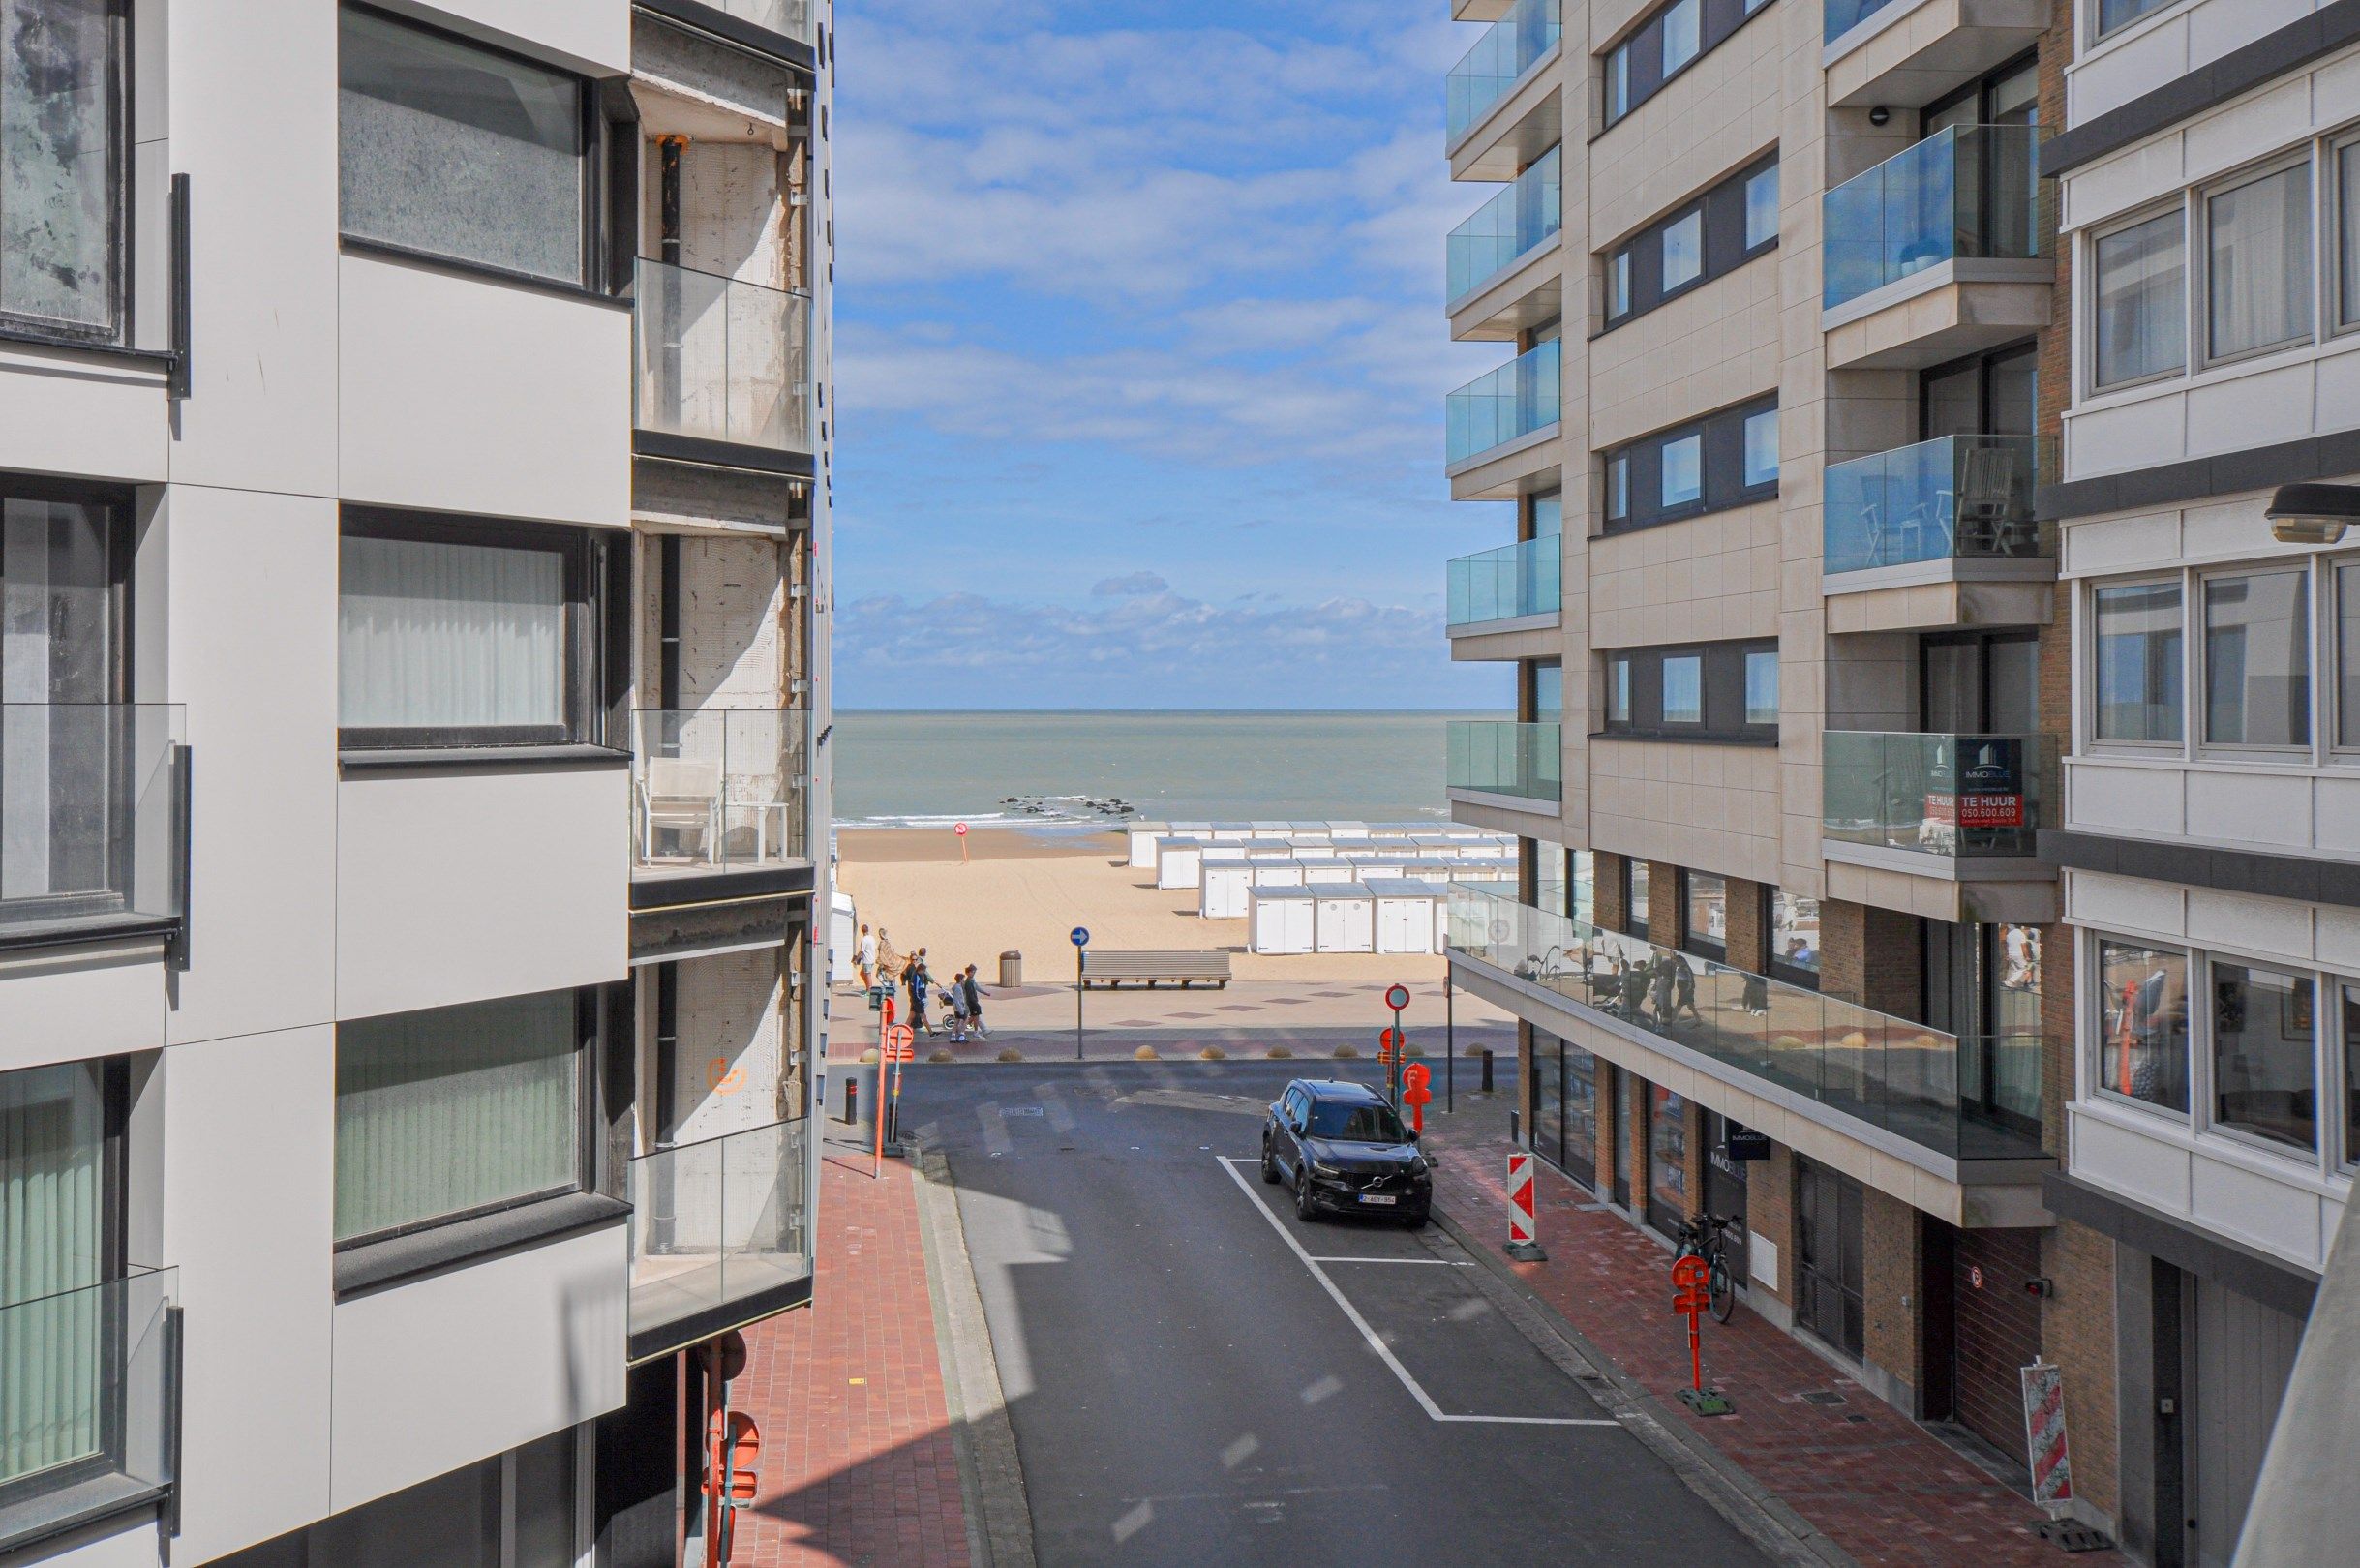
[831,0,1512,709]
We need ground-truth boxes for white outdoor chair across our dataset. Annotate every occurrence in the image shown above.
[640,757,721,863]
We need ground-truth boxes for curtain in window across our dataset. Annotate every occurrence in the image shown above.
[2,497,117,911]
[2204,570,2309,746]
[0,1062,106,1486]
[339,534,565,732]
[2096,213,2185,386]
[335,989,581,1243]
[0,0,119,335]
[2209,166,2311,360]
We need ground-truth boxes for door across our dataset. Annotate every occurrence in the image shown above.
[1276,1086,1310,1177]
[1610,1067,1632,1208]
[1795,1157,1865,1358]
[2189,1280,2304,1568]
[1702,1110,1749,1247]
[1950,1227,2044,1462]
[1560,1043,1597,1190]
[1646,1084,1687,1238]
[1531,1034,1564,1171]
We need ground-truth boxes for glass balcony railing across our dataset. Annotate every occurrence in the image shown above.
[634,257,813,457]
[1448,146,1561,303]
[1447,886,2044,1161]
[1825,0,1904,41]
[628,1120,811,1361]
[1823,435,2050,574]
[1448,538,1562,627]
[1447,0,1561,142]
[1822,126,2044,311]
[1447,339,1561,467]
[631,709,809,873]
[1447,719,1561,802]
[1823,732,2051,859]
[710,0,817,47]
[1,705,188,942]
[0,1269,180,1526]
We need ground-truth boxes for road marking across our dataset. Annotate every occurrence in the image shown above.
[1215,1158,1619,1429]
[1303,1255,1463,1265]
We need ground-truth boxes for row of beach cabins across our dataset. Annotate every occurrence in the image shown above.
[1123,821,1516,957]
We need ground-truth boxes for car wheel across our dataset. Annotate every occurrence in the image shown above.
[1404,1208,1431,1230]
[1259,1138,1279,1185]
[1294,1170,1316,1222]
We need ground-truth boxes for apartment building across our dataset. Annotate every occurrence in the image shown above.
[0,3,831,1567]
[1439,0,2101,1515]
[2031,3,2360,1564]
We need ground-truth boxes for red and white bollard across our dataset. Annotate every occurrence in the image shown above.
[1505,1152,1546,1260]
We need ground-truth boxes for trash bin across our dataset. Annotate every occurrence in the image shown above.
[1000,950,1023,987]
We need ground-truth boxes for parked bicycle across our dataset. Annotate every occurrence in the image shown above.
[1672,1212,1740,1323]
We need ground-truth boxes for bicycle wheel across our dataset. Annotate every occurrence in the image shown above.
[1709,1254,1736,1323]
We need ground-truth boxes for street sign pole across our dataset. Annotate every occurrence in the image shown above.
[1071,927,1090,1062]
[1445,971,1455,1115]
[1383,984,1410,1111]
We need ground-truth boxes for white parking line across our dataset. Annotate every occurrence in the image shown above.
[1215,1158,1619,1429]
[1304,1256,1464,1266]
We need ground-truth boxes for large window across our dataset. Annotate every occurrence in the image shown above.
[2096,0,2183,39]
[1770,889,1819,987]
[310,1427,585,1568]
[2211,961,2316,1153]
[338,512,605,750]
[1602,0,1772,130]
[2343,986,2360,1171]
[335,989,590,1246]
[0,0,125,344]
[2338,137,2360,334]
[2092,580,2183,744]
[1599,394,1778,534]
[2095,938,2190,1114]
[2093,210,2186,389]
[1603,154,1779,329]
[1648,1084,1687,1237]
[2206,162,2312,364]
[2202,569,2309,748]
[1681,871,1726,961]
[339,4,594,286]
[1625,859,1649,937]
[1598,639,1779,741]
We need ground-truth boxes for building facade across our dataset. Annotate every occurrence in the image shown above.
[1441,0,2109,1525]
[0,3,832,1566]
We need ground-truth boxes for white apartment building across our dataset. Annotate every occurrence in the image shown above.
[0,3,832,1566]
[2037,2,2360,1564]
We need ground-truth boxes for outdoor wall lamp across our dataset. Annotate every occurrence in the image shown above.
[2267,483,2360,545]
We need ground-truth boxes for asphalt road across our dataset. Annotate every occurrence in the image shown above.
[898,1062,1773,1567]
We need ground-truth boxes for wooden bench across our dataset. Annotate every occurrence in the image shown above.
[1080,950,1233,990]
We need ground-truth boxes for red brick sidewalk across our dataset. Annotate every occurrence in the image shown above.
[1429,1133,2123,1568]
[730,1143,973,1568]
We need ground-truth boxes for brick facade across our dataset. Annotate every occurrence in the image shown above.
[2044,1219,2120,1524]
[1647,859,1681,950]
[1863,1187,1926,1413]
[1750,1144,1794,1306]
[1819,897,1921,1017]
[1596,850,1629,934]
[1725,875,1769,974]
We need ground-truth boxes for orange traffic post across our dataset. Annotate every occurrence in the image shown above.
[1672,1254,1733,1416]
[1402,1063,1433,1135]
[704,1408,761,1565]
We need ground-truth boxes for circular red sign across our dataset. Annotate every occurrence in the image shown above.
[1385,983,1411,1011]
[955,822,968,836]
[1969,1265,1984,1290]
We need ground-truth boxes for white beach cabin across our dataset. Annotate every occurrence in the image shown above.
[1156,836,1206,890]
[1250,860,1308,888]
[1313,884,1377,953]
[1199,860,1254,920]
[1128,824,1169,868]
[1249,887,1316,954]
[1375,882,1442,955]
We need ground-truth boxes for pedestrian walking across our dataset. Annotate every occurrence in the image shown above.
[876,928,900,988]
[1671,954,1699,1024]
[946,976,972,1042]
[905,954,931,1035]
[961,964,988,1039]
[1649,954,1676,1023]
[856,923,877,991]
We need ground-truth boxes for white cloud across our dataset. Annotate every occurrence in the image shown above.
[1092,571,1168,596]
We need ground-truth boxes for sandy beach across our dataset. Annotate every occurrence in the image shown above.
[829,824,1514,1061]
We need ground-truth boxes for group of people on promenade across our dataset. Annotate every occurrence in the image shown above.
[855,923,989,1043]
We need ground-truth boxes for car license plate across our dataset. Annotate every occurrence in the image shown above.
[1358,1194,1397,1206]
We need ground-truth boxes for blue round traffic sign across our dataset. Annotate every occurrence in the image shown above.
[1071,926,1090,948]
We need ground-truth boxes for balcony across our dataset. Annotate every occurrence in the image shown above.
[1,705,188,950]
[0,1269,180,1551]
[1447,0,1561,179]
[1447,538,1561,634]
[1446,719,1561,808]
[1821,126,2050,369]
[1446,340,1561,481]
[1823,731,2049,861]
[628,1119,811,1362]
[1447,886,2045,1163]
[1447,147,1562,339]
[1825,0,2049,111]
[700,0,818,49]
[1821,435,2054,628]
[1448,0,1559,143]
[630,708,808,885]
[634,257,813,473]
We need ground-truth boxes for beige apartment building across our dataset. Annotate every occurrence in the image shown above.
[1439,0,2112,1518]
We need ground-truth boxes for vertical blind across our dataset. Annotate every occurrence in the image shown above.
[0,1061,106,1486]
[3,495,119,905]
[336,989,582,1243]
[339,533,565,732]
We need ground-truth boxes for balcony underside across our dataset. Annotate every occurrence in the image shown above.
[629,1260,811,1365]
[1826,0,2049,111]
[1453,0,1516,17]
[1449,51,1562,182]
[1823,842,2058,923]
[1447,614,1561,661]
[634,451,809,539]
[1449,243,1563,344]
[1824,557,2055,633]
[1824,262,2053,370]
[1448,425,1562,501]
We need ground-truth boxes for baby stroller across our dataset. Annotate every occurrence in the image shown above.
[943,980,972,1043]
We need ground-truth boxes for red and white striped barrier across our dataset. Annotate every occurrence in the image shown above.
[1507,1153,1538,1250]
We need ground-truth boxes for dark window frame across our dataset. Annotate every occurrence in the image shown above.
[1767,886,1822,991]
[337,506,615,753]
[0,0,134,351]
[1599,0,1775,134]
[1599,393,1779,536]
[1680,869,1727,962]
[1601,152,1779,331]
[1598,638,1780,744]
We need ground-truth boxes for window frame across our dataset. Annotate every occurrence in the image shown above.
[1679,869,1726,962]
[2330,129,2360,339]
[336,507,612,754]
[1598,392,1779,536]
[1596,638,1780,744]
[2089,0,2189,45]
[0,0,134,350]
[2087,930,2194,1122]
[2086,200,2191,396]
[2084,573,2189,754]
[2194,561,2312,757]
[2204,955,2321,1160]
[2195,151,2317,373]
[1600,151,1779,334]
[1598,0,1775,132]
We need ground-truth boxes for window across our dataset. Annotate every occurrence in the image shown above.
[1660,0,1700,79]
[1533,490,1564,537]
[2338,565,2360,749]
[2211,961,2316,1154]
[335,988,590,1245]
[1742,407,1778,488]
[339,512,606,750]
[1744,648,1778,723]
[1601,394,1778,534]
[2093,211,2186,388]
[339,4,594,286]
[1606,45,1630,124]
[2339,138,2360,333]
[1744,164,1778,250]
[1648,1083,1688,1236]
[0,0,125,343]
[2202,569,2309,748]
[1770,890,1820,986]
[1662,210,1703,292]
[2097,0,2181,38]
[309,1428,585,1568]
[1661,655,1702,723]
[1602,154,1779,330]
[1626,859,1650,937]
[2343,985,2360,1170]
[2206,162,2312,363]
[1659,434,1702,508]
[2095,938,2190,1114]
[1598,640,1779,740]
[1682,871,1726,960]
[2092,580,2183,743]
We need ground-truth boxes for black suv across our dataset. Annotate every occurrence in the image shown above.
[1260,1079,1432,1227]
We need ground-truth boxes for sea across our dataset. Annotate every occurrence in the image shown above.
[831,709,1494,828]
